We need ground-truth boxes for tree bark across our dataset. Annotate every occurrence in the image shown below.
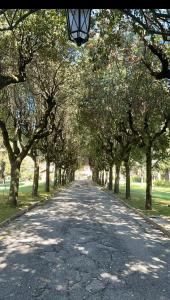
[58,168,62,185]
[114,162,121,194]
[105,170,108,186]
[8,160,21,207]
[101,170,105,186]
[99,171,102,185]
[45,158,50,192]
[53,163,58,188]
[71,170,75,181]
[66,169,69,183]
[62,170,66,185]
[96,168,99,183]
[124,159,131,200]
[32,156,39,197]
[145,146,152,210]
[93,168,99,183]
[108,164,113,190]
[164,168,170,181]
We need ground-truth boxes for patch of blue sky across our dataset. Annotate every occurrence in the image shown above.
[27,95,36,113]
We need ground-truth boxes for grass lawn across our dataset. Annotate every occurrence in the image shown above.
[118,182,170,217]
[0,181,57,223]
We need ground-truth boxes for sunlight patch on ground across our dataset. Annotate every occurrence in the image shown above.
[123,260,166,277]
[100,272,121,283]
[74,244,89,254]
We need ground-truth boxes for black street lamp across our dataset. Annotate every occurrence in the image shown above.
[66,9,91,46]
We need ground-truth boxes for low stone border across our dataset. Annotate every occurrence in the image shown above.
[0,185,67,229]
[108,191,170,239]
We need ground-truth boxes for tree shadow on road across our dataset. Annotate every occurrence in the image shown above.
[0,180,170,300]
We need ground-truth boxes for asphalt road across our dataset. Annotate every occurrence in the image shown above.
[0,180,170,300]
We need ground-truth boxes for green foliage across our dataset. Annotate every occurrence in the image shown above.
[0,9,169,208]
[131,176,141,183]
[154,180,170,188]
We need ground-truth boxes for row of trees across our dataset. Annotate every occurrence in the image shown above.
[77,15,170,210]
[0,9,169,210]
[0,10,79,206]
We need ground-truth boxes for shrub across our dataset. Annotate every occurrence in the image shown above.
[154,180,170,187]
[131,176,141,183]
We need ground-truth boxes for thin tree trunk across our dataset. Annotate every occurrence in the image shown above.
[105,170,108,186]
[8,160,21,207]
[96,168,99,183]
[58,168,62,185]
[145,146,152,210]
[114,162,121,194]
[101,170,104,186]
[53,163,58,188]
[124,159,131,200]
[69,170,73,182]
[62,170,65,185]
[92,170,95,182]
[66,169,69,183]
[108,164,113,190]
[99,171,102,185]
[65,170,67,183]
[45,158,50,192]
[71,170,75,181]
[164,168,170,181]
[32,156,39,197]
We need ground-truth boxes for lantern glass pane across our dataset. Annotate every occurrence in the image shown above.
[80,9,91,33]
[68,9,79,33]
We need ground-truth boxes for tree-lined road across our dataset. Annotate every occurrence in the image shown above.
[0,180,170,300]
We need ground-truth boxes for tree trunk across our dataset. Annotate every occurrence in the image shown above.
[124,159,131,200]
[45,158,50,192]
[71,170,75,181]
[96,168,99,183]
[8,160,21,207]
[101,170,104,186]
[66,169,69,183]
[92,170,95,182]
[32,156,39,197]
[105,170,108,186]
[99,171,102,185]
[53,163,58,188]
[114,162,121,194]
[65,171,68,184]
[62,170,66,185]
[145,146,152,210]
[108,164,113,190]
[58,168,62,185]
[164,168,170,181]
[70,170,73,182]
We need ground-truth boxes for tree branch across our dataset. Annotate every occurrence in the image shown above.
[152,119,169,142]
[0,120,14,161]
[0,9,39,32]
[141,38,170,79]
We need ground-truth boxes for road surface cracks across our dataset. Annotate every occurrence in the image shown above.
[0,180,170,300]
